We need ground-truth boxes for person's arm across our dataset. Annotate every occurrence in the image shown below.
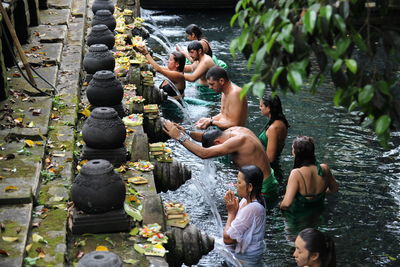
[265,125,279,163]
[183,60,212,82]
[223,190,239,245]
[176,44,194,63]
[280,170,299,210]
[183,61,198,73]
[321,164,339,193]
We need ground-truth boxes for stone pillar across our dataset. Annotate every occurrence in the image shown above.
[27,0,40,26]
[13,0,30,44]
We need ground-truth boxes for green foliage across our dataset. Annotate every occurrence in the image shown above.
[231,0,400,146]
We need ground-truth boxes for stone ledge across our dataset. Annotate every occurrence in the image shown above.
[0,204,33,267]
[39,9,71,25]
[30,25,68,43]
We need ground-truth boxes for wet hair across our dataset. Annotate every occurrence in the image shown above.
[171,51,185,72]
[292,136,316,169]
[202,129,223,148]
[187,40,203,53]
[185,24,203,39]
[239,165,265,206]
[262,92,289,128]
[298,228,336,267]
[206,66,229,81]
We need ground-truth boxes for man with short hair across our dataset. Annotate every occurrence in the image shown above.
[163,120,279,202]
[182,40,215,87]
[195,66,248,130]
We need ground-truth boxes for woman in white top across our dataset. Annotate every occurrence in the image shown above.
[224,165,266,267]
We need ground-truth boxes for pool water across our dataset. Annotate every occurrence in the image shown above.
[142,9,400,266]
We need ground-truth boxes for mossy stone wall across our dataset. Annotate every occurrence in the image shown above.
[0,14,8,101]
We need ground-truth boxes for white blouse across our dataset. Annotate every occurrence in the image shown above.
[226,198,266,254]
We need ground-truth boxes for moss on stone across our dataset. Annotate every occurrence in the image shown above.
[0,220,25,257]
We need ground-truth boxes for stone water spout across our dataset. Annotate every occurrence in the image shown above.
[81,107,128,165]
[86,70,127,117]
[70,159,131,234]
[153,160,192,192]
[87,24,115,50]
[92,9,116,31]
[165,225,214,267]
[92,0,115,15]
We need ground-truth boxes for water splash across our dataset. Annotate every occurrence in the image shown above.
[192,178,223,236]
[142,22,174,49]
[149,34,173,53]
[167,96,192,124]
[214,237,243,267]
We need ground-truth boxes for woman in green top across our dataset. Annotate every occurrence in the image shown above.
[258,92,289,182]
[280,136,339,213]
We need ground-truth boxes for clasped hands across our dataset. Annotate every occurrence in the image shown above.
[224,189,239,215]
[195,117,213,129]
[163,119,185,140]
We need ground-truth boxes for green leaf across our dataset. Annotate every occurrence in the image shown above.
[252,81,266,98]
[351,32,368,52]
[304,10,317,34]
[287,70,303,91]
[238,28,250,51]
[322,46,339,60]
[230,39,239,57]
[376,80,390,96]
[134,244,145,254]
[129,227,139,236]
[230,13,239,27]
[247,53,256,70]
[240,82,252,99]
[255,44,267,71]
[348,101,358,112]
[319,5,333,22]
[345,59,357,74]
[24,257,40,266]
[124,259,140,265]
[309,3,321,13]
[263,10,279,29]
[358,85,374,105]
[333,14,346,33]
[336,38,351,56]
[333,89,343,106]
[332,59,343,72]
[266,32,279,53]
[375,115,391,135]
[124,202,143,221]
[271,67,285,87]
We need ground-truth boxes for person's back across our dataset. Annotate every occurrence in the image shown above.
[220,82,248,127]
[228,127,271,178]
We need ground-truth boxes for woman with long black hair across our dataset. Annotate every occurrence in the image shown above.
[223,165,266,266]
[293,228,336,267]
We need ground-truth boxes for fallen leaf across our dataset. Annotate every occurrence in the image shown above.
[24,139,35,147]
[35,141,43,146]
[52,153,65,157]
[32,222,40,228]
[95,246,109,251]
[25,243,33,252]
[2,236,18,242]
[123,259,139,265]
[4,186,19,192]
[32,233,44,243]
[129,227,139,236]
[50,196,64,202]
[27,121,35,128]
[12,73,21,77]
[14,117,23,124]
[0,176,5,179]
[76,251,84,259]
[36,247,46,258]
[80,108,91,117]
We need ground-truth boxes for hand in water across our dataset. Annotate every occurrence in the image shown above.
[195,117,212,129]
[163,119,182,139]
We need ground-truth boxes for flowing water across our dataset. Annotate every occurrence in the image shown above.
[142,9,400,267]
[149,34,173,53]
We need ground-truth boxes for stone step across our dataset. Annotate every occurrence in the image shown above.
[39,9,71,25]
[48,0,73,9]
[0,140,45,203]
[26,206,68,267]
[7,66,58,95]
[30,25,68,43]
[0,95,53,137]
[0,204,33,267]
[22,43,63,66]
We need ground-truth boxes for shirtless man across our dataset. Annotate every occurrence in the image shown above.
[195,66,248,130]
[182,40,215,86]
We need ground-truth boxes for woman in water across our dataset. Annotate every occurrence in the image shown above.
[293,228,336,267]
[280,136,339,212]
[258,92,289,182]
[138,46,186,99]
[224,165,266,266]
[177,24,227,69]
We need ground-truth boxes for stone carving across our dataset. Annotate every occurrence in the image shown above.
[92,0,115,15]
[83,44,115,75]
[92,9,116,31]
[87,24,115,49]
[86,70,123,107]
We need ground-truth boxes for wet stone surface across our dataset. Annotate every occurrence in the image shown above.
[0,204,33,267]
[7,66,58,95]
[48,0,73,9]
[30,25,68,43]
[39,9,71,25]
[22,43,63,66]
